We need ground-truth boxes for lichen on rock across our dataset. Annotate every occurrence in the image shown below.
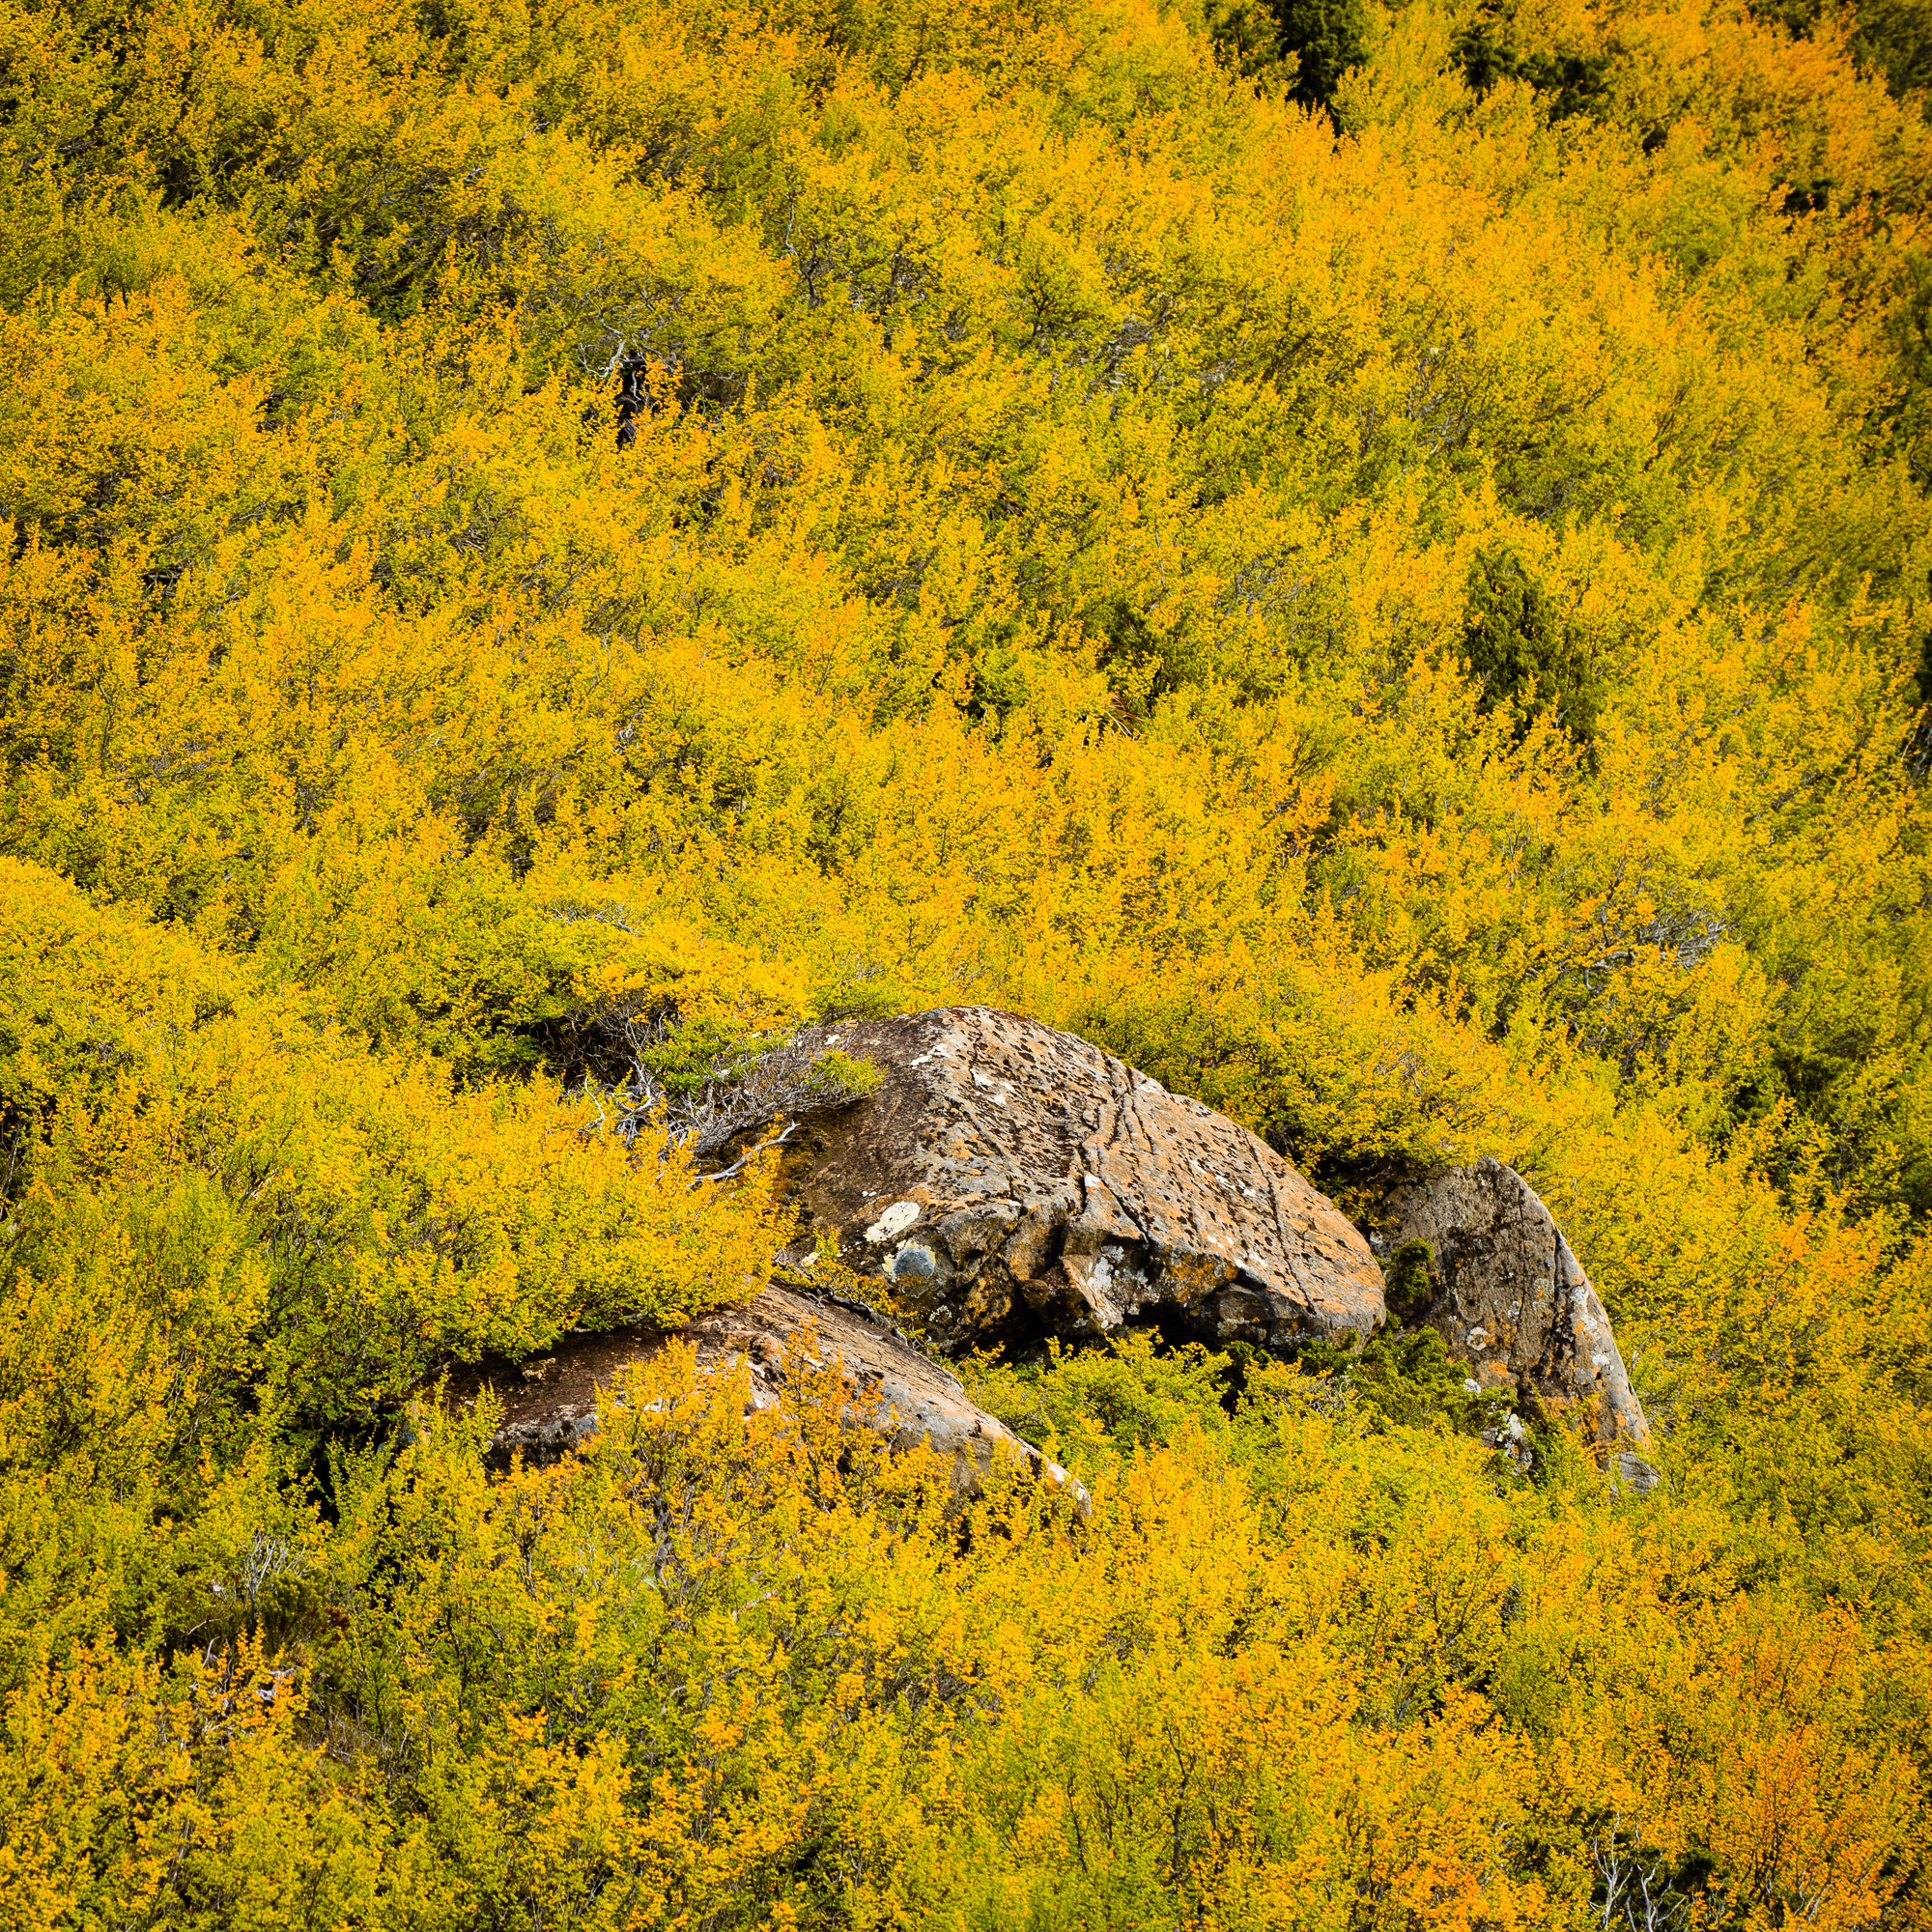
[1378,1155,1651,1454]
[777,1006,1388,1358]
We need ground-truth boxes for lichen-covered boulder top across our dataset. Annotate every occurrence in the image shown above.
[784,1007,1386,1356]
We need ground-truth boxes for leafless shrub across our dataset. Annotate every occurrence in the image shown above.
[583,1009,879,1166]
[1592,1816,1690,1932]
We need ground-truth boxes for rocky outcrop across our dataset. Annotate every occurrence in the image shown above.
[779,1007,1386,1358]
[484,1284,1088,1513]
[1379,1155,1651,1454]
[482,1015,1654,1501]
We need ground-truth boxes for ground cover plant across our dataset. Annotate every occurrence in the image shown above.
[4,0,1932,1919]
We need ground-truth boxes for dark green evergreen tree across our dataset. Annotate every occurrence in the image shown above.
[1462,550,1602,745]
[1268,0,1373,111]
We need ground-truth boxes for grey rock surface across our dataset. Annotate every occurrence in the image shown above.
[780,1007,1386,1357]
[1382,1155,1651,1450]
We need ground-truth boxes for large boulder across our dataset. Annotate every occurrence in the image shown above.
[484,1283,1088,1512]
[779,1007,1385,1357]
[1380,1155,1651,1461]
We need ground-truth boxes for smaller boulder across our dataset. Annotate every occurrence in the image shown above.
[1381,1156,1650,1453]
[482,1285,1087,1513]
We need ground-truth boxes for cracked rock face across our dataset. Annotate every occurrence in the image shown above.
[1382,1156,1650,1449]
[781,1007,1386,1357]
[485,1285,1087,1513]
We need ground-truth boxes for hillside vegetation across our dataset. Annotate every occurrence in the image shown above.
[5,0,1932,1919]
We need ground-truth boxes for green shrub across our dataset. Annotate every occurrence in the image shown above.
[1268,0,1374,110]
[1462,549,1602,745]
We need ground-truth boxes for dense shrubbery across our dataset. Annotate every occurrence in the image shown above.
[3,0,1932,1918]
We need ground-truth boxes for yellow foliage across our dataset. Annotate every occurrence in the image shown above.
[3,0,1932,1916]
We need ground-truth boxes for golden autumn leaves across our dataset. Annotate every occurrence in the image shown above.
[1,0,1932,1918]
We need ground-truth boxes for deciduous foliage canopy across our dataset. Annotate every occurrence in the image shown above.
[4,0,1932,1920]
